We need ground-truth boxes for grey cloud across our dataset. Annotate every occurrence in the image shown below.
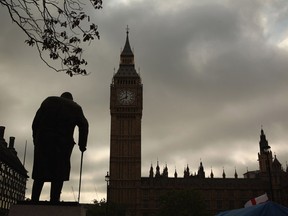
[1,0,288,203]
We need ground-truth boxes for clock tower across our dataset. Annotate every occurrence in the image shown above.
[108,28,143,215]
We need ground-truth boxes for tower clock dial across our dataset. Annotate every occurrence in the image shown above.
[117,89,135,105]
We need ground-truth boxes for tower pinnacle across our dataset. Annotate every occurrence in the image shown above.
[114,27,138,77]
[259,128,269,153]
[126,25,130,35]
[121,26,134,60]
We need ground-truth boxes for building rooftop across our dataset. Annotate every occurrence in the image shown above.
[0,126,28,177]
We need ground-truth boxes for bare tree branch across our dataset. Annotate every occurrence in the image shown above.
[0,0,102,76]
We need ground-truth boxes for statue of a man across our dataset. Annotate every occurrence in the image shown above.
[31,92,89,203]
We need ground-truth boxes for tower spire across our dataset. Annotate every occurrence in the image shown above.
[113,26,137,78]
[222,167,226,179]
[126,25,130,35]
[120,26,134,63]
[234,167,238,179]
[197,161,205,178]
[258,128,273,172]
[259,127,269,154]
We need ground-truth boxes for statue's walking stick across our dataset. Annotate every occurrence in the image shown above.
[78,151,84,203]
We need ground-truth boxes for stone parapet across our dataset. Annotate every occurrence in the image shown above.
[9,202,86,216]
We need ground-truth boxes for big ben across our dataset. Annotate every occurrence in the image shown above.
[108,28,142,215]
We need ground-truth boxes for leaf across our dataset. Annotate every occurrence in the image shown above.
[73,47,83,54]
[90,23,96,30]
[61,22,67,27]
[25,39,35,46]
[69,37,80,43]
[83,34,93,42]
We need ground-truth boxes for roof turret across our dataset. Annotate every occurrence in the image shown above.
[210,168,214,178]
[197,161,205,178]
[155,160,161,178]
[149,164,154,178]
[162,164,168,178]
[259,128,269,153]
[234,168,238,179]
[0,126,28,177]
[272,155,282,171]
[184,164,190,178]
[222,167,226,179]
[174,168,178,178]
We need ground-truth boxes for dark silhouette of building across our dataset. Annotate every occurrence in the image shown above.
[108,30,288,216]
[108,27,142,215]
[0,126,28,216]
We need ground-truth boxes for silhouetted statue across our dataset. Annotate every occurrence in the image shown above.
[31,92,89,203]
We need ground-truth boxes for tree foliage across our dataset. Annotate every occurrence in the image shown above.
[86,199,107,216]
[86,199,126,216]
[157,190,209,216]
[0,0,102,76]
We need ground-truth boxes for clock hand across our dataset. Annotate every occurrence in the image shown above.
[120,95,128,100]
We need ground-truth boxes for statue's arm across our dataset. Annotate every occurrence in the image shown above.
[77,107,89,152]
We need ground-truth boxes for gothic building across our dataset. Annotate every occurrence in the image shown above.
[0,126,28,216]
[107,30,288,216]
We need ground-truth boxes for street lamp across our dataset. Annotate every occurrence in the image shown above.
[262,145,274,201]
[105,171,110,186]
[105,172,110,216]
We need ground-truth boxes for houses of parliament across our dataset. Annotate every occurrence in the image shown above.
[107,29,288,216]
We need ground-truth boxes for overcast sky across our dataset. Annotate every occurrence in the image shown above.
[1,0,288,203]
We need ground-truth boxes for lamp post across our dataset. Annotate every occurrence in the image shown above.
[105,172,110,216]
[263,145,274,201]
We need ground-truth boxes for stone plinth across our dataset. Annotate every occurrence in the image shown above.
[9,202,86,216]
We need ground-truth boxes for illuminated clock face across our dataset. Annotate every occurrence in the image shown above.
[118,89,135,105]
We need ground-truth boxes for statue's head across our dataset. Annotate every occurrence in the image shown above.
[61,92,73,101]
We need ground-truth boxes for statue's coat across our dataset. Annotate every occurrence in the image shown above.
[32,96,88,181]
